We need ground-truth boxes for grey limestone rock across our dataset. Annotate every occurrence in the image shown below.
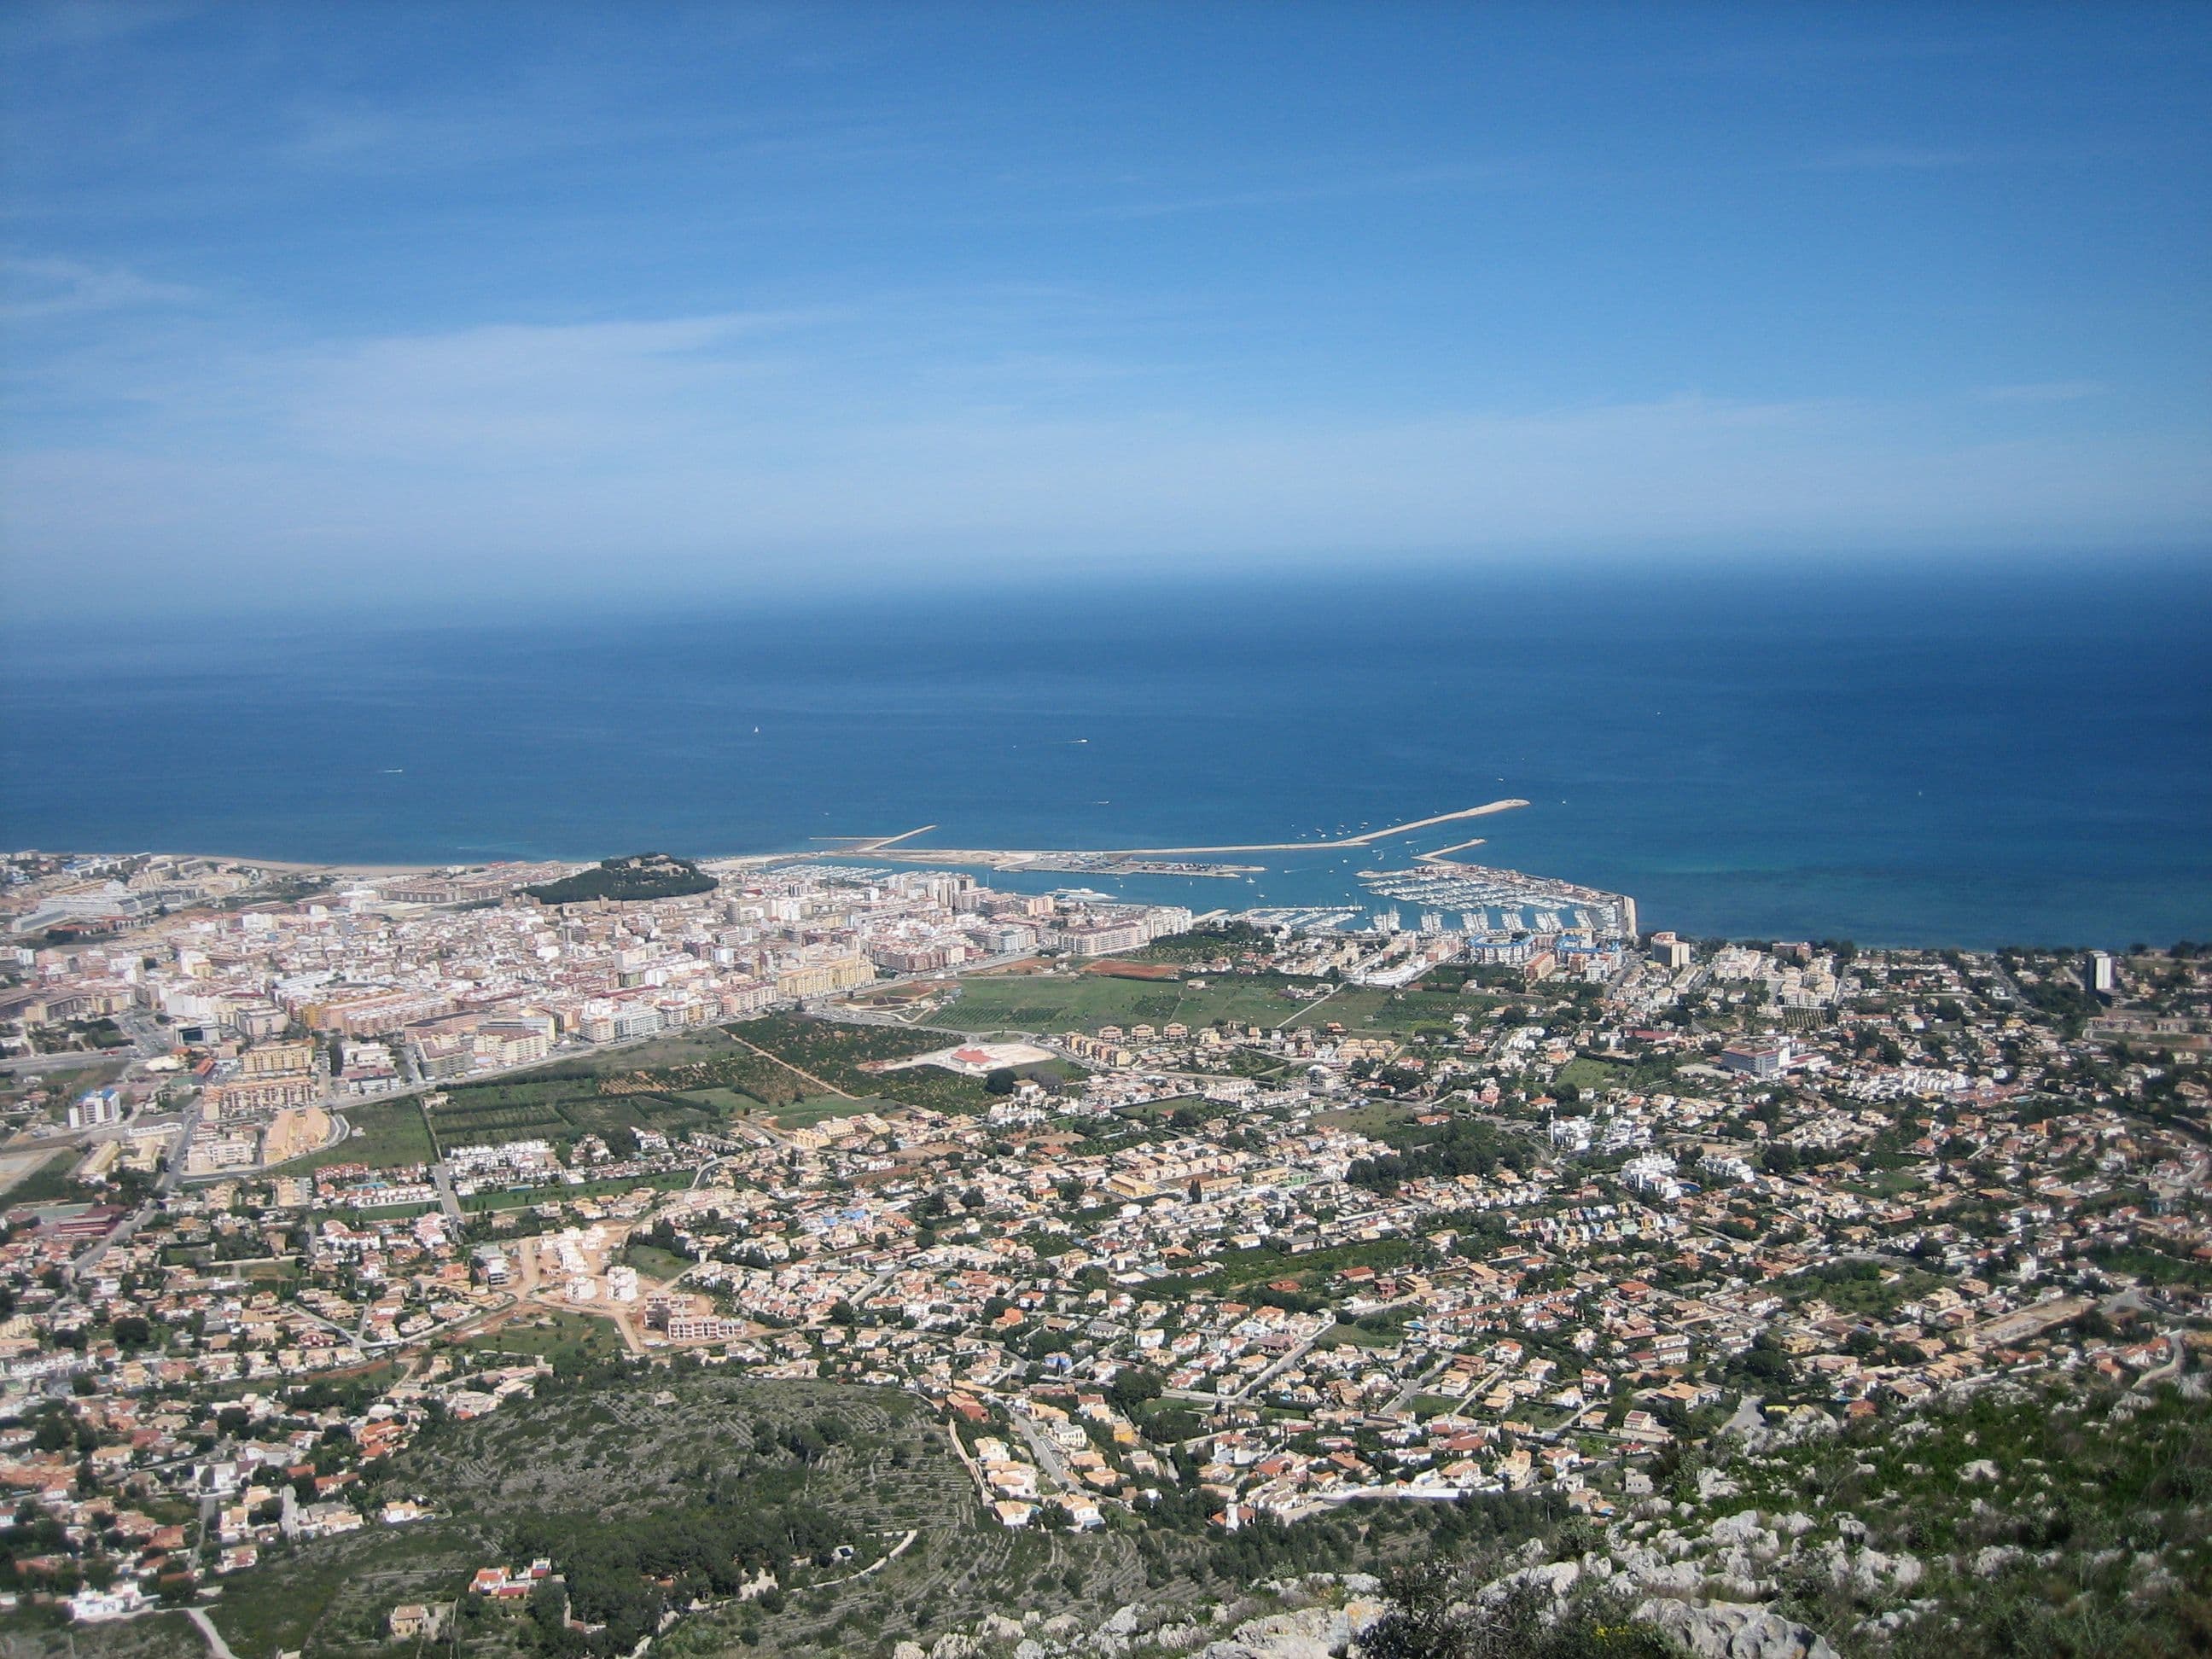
[1481,1561,1579,1605]
[1194,1606,1347,1659]
[1633,1598,1841,1659]
[1708,1511,1766,1545]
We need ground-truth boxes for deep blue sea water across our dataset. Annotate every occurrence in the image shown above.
[4,556,2208,949]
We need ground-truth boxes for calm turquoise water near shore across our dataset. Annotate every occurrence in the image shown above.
[4,557,2209,948]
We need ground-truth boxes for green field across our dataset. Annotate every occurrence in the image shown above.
[294,1098,436,1172]
[455,1307,627,1366]
[1313,1101,1424,1137]
[935,971,1487,1041]
[457,1168,695,1212]
[624,1240,694,1280]
[727,1016,999,1115]
[289,1042,799,1176]
[934,971,1324,1035]
[1283,984,1485,1034]
[0,1148,84,1209]
[1551,1057,1620,1095]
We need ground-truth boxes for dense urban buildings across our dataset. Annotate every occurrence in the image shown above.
[0,847,2206,1656]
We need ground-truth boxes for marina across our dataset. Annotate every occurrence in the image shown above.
[1355,859,1637,944]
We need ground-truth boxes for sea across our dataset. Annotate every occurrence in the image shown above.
[4,555,2209,951]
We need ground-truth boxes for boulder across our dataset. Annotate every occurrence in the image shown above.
[1708,1511,1766,1545]
[1195,1605,1348,1659]
[1634,1598,1841,1659]
[1971,1545,2023,1576]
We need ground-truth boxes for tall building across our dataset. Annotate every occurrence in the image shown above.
[68,1089,124,1131]
[2087,952,2116,995]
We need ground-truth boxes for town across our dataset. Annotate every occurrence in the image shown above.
[0,847,2206,1655]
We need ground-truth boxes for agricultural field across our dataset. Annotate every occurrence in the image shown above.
[367,1029,800,1155]
[1281,983,1493,1035]
[0,1149,85,1210]
[293,1098,435,1173]
[933,970,1324,1036]
[456,1169,693,1214]
[725,1015,1000,1116]
[422,1074,731,1155]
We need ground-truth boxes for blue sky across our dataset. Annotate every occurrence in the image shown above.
[3,1,2208,619]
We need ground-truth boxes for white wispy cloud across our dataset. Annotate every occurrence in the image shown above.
[6,300,2204,620]
[0,256,201,320]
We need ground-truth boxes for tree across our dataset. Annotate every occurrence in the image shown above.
[984,1068,1018,1095]
[1108,1365,1164,1412]
[1363,1557,1675,1659]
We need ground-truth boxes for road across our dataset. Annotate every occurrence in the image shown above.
[1722,1393,1766,1436]
[2138,1329,2188,1388]
[1379,1355,1451,1417]
[430,1162,463,1221]
[0,1049,134,1077]
[114,1010,179,1060]
[185,1606,239,1659]
[1009,1408,1078,1493]
[1233,1327,1332,1401]
[69,1097,195,1283]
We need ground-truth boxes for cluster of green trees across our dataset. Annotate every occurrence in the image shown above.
[523,853,716,907]
[498,1412,864,1656]
[1348,1119,1532,1194]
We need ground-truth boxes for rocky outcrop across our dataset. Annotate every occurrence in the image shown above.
[1192,1596,1386,1659]
[1634,1598,1841,1659]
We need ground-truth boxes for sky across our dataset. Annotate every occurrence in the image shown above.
[3,1,2209,620]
